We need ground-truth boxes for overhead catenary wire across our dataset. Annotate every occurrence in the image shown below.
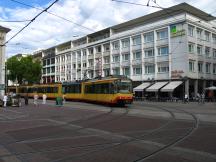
[0,19,31,22]
[111,0,163,9]
[1,0,59,47]
[8,0,95,32]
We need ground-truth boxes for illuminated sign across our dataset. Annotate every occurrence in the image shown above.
[171,70,184,78]
[170,25,185,37]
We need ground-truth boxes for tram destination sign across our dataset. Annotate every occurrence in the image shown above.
[0,84,5,90]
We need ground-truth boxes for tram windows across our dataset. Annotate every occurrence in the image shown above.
[54,87,58,93]
[63,84,81,93]
[47,87,51,93]
[85,83,113,94]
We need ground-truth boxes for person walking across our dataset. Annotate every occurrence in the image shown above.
[197,93,201,104]
[42,94,47,104]
[3,94,8,107]
[184,94,188,103]
[24,94,28,105]
[33,93,39,106]
[201,92,205,104]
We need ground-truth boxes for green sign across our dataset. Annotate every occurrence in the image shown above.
[0,84,5,90]
[171,29,186,37]
[171,25,177,33]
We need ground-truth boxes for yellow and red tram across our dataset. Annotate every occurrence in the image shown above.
[7,76,133,106]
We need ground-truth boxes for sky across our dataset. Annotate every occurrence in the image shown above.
[0,0,216,57]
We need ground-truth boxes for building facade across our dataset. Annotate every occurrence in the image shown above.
[0,25,10,97]
[40,3,216,98]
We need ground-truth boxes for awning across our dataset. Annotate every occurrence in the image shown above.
[160,81,182,92]
[205,86,216,90]
[133,82,151,92]
[146,82,168,92]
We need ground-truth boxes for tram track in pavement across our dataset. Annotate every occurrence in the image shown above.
[0,103,199,162]
[44,104,199,162]
[0,106,130,161]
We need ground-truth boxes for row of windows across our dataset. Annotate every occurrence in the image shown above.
[112,47,168,62]
[112,29,168,50]
[188,25,216,43]
[43,67,55,74]
[188,43,216,57]
[112,65,168,75]
[43,58,55,66]
[18,87,58,93]
[189,60,216,74]
[85,83,114,94]
[62,84,81,93]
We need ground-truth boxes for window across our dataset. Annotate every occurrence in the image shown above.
[188,43,195,53]
[188,25,194,37]
[66,54,71,61]
[104,44,110,51]
[213,49,216,58]
[132,35,141,45]
[51,67,55,73]
[205,47,210,57]
[83,63,86,67]
[189,60,195,72]
[197,28,202,39]
[77,52,81,59]
[122,38,130,48]
[96,46,101,53]
[144,32,154,43]
[78,64,81,68]
[47,67,50,73]
[61,56,65,62]
[104,56,110,64]
[212,34,216,44]
[122,53,130,61]
[145,65,155,74]
[51,58,55,64]
[83,50,87,56]
[158,64,169,73]
[198,62,203,73]
[113,68,120,75]
[73,64,76,69]
[43,68,46,74]
[104,69,110,76]
[206,63,211,73]
[205,31,210,41]
[123,67,130,76]
[133,67,142,75]
[113,41,119,50]
[144,48,154,57]
[197,45,202,55]
[158,46,169,56]
[89,48,94,55]
[133,51,141,60]
[213,64,216,74]
[112,55,120,62]
[89,60,94,66]
[47,59,50,65]
[157,28,168,40]
[43,60,46,66]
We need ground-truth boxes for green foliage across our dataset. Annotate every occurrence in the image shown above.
[6,55,42,84]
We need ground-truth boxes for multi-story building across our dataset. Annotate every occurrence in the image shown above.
[0,25,10,97]
[41,3,216,99]
[41,48,55,83]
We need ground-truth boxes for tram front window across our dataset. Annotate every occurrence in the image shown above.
[117,80,132,93]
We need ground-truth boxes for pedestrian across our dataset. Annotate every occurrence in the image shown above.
[24,94,28,105]
[62,94,66,104]
[197,93,201,104]
[201,92,205,104]
[3,94,8,107]
[33,93,39,106]
[184,94,188,103]
[42,94,47,104]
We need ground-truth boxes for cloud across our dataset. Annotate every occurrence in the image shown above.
[0,0,215,57]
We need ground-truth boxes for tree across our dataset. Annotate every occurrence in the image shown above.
[6,55,42,84]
